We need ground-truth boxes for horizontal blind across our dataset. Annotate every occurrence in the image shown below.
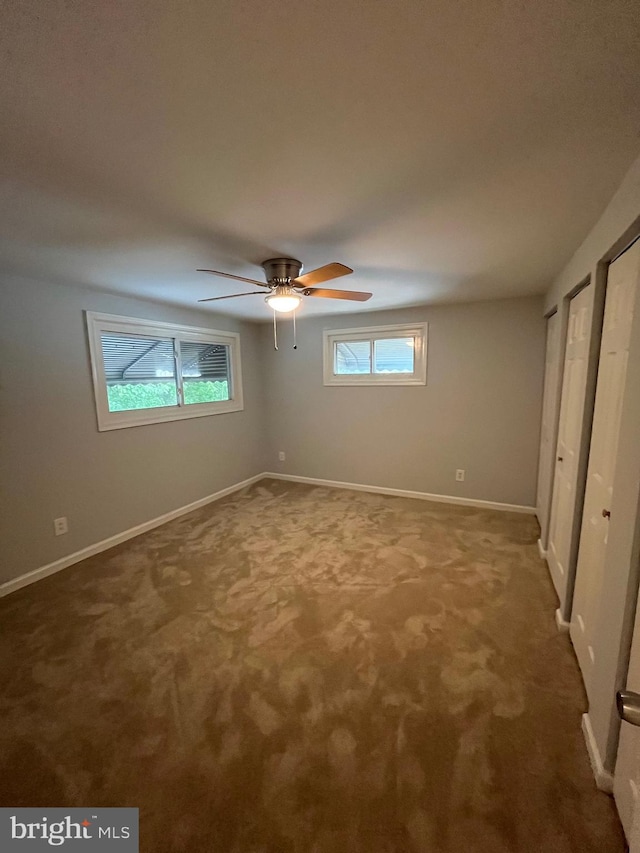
[180,341,229,381]
[373,337,414,373]
[100,332,176,383]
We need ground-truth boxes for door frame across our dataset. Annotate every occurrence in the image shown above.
[536,306,562,554]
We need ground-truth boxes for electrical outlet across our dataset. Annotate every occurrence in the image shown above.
[455,469,465,482]
[278,451,286,462]
[54,517,68,536]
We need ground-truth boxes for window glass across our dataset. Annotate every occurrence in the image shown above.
[180,341,231,404]
[100,332,178,412]
[335,340,371,374]
[373,337,415,374]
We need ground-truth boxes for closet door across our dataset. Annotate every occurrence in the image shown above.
[546,284,592,610]
[571,240,640,691]
[536,311,560,549]
[614,471,640,841]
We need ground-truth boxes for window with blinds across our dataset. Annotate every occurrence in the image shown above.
[323,323,427,386]
[87,313,242,430]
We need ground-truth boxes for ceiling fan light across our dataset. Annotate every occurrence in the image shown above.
[265,292,302,313]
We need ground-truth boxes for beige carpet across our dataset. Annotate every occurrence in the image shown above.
[0,479,625,852]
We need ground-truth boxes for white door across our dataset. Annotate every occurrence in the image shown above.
[536,311,561,549]
[547,284,593,610]
[629,794,640,853]
[571,240,640,692]
[617,616,640,842]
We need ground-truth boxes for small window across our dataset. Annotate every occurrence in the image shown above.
[87,313,243,430]
[323,323,427,386]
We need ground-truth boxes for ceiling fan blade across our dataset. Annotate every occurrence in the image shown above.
[293,262,353,287]
[197,269,268,288]
[198,292,265,303]
[301,287,372,302]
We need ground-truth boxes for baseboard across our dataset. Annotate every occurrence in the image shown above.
[555,608,570,634]
[0,471,536,599]
[582,713,614,793]
[0,473,264,599]
[537,538,547,560]
[263,472,536,514]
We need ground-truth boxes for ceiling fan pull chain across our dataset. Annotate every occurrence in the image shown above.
[293,309,297,349]
[273,309,278,350]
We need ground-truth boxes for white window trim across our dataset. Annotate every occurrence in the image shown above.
[323,323,428,386]
[86,311,244,431]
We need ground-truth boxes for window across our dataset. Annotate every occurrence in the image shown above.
[323,323,427,386]
[86,312,243,430]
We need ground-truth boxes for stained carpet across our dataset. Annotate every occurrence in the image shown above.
[0,479,625,852]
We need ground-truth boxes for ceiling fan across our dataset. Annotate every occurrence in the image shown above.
[197,258,372,313]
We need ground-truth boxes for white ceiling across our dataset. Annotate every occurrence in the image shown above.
[1,0,639,320]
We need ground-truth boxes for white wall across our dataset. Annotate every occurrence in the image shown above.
[542,151,640,775]
[260,296,546,508]
[546,154,640,312]
[0,275,268,586]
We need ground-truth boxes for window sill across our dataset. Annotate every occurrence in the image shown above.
[323,375,426,387]
[96,399,244,431]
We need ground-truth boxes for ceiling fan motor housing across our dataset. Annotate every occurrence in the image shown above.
[262,257,303,284]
